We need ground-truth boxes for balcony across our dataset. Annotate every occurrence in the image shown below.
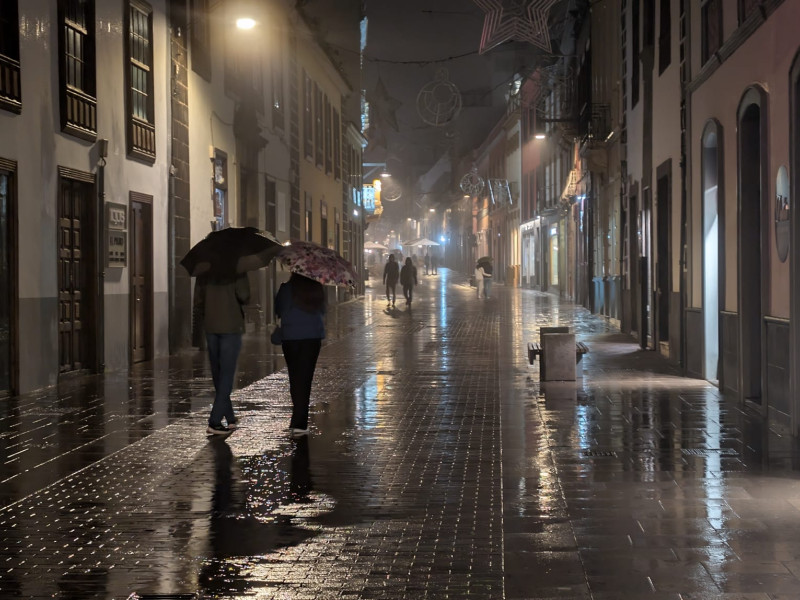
[0,54,21,114]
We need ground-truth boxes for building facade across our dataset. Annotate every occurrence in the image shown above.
[0,0,364,395]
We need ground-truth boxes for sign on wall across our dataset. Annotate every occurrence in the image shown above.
[106,202,127,268]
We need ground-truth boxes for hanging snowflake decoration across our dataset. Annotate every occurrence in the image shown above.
[381,179,402,202]
[459,167,485,196]
[416,69,462,127]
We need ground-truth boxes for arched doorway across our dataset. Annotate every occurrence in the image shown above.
[737,87,768,405]
[701,121,723,385]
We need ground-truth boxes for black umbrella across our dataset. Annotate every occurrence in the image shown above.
[180,227,282,277]
[477,256,493,265]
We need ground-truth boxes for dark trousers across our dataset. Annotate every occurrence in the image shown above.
[385,282,397,303]
[206,332,243,426]
[282,338,322,430]
[402,284,413,303]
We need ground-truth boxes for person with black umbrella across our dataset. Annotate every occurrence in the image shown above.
[201,272,250,435]
[181,227,281,435]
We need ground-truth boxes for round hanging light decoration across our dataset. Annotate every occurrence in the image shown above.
[416,69,462,127]
[459,167,485,196]
[381,179,402,202]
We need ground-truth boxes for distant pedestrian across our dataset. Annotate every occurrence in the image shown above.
[383,254,400,307]
[474,263,485,299]
[276,273,326,437]
[482,260,493,298]
[202,272,250,435]
[431,254,438,274]
[400,257,418,306]
[424,254,430,275]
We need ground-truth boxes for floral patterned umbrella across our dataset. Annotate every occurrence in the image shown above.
[277,241,359,288]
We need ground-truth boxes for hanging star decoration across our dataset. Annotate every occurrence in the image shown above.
[366,77,402,149]
[473,0,558,54]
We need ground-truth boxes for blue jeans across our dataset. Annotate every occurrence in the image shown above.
[483,278,492,298]
[206,333,243,427]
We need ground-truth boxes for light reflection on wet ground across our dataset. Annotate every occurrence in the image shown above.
[2,269,800,598]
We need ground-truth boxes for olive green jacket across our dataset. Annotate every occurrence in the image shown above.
[202,274,250,334]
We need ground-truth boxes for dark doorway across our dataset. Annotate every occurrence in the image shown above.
[58,174,96,373]
[129,194,153,364]
[656,167,671,346]
[738,92,765,404]
[0,159,17,395]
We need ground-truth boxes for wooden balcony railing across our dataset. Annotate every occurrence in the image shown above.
[0,54,21,114]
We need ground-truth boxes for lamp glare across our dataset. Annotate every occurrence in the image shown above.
[236,17,256,29]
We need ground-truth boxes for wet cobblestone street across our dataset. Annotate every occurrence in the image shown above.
[3,269,800,599]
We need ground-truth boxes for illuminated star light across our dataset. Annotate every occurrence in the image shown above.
[474,0,558,54]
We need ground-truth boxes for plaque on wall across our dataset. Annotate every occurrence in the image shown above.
[106,202,128,267]
[776,165,790,262]
[107,231,127,268]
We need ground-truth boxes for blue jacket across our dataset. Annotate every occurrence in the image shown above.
[275,281,326,340]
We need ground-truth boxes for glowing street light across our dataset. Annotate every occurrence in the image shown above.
[236,17,257,29]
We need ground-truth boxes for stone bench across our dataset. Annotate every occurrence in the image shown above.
[527,341,589,366]
[526,326,589,381]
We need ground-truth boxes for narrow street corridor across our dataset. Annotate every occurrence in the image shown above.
[2,270,800,599]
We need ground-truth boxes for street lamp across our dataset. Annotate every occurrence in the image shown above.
[236,17,256,29]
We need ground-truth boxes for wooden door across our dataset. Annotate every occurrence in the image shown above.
[0,161,17,394]
[58,177,94,373]
[129,195,153,363]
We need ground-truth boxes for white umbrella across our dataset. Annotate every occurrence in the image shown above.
[411,237,440,247]
[364,241,388,250]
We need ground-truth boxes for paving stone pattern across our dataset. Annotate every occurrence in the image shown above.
[3,269,800,599]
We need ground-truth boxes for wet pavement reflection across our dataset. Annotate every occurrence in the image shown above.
[3,269,800,598]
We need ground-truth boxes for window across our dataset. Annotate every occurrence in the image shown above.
[304,192,313,241]
[701,0,722,65]
[271,36,285,130]
[324,96,332,174]
[631,0,640,107]
[0,0,21,113]
[213,150,228,230]
[58,0,97,140]
[738,0,760,24]
[189,0,210,80]
[333,109,341,181]
[303,71,313,159]
[658,0,671,74]
[126,1,155,162]
[314,84,324,167]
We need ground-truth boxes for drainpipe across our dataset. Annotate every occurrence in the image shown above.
[96,138,107,372]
